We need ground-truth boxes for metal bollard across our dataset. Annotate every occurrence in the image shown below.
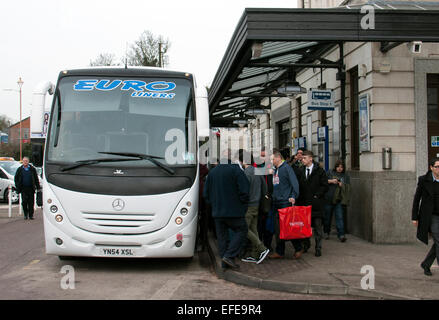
[19,192,22,216]
[8,184,12,218]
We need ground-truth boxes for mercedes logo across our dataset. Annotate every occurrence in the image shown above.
[112,199,125,211]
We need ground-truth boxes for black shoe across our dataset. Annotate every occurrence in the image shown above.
[24,216,28,220]
[315,249,322,257]
[222,257,240,270]
[29,217,34,220]
[339,236,347,243]
[421,263,433,276]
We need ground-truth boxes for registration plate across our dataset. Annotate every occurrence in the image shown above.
[99,248,137,257]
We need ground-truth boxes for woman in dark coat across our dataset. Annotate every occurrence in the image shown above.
[412,158,439,276]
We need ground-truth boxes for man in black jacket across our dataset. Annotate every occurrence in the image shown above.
[297,150,329,257]
[203,151,250,270]
[412,158,439,276]
[14,157,41,220]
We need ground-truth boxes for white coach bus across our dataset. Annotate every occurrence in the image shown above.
[38,67,209,259]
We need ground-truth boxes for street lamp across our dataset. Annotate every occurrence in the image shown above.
[3,77,24,161]
[17,77,24,161]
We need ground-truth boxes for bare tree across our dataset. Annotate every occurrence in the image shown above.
[89,53,120,67]
[127,30,170,67]
[0,115,11,132]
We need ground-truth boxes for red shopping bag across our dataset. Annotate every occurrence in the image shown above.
[278,206,312,240]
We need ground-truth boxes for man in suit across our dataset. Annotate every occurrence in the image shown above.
[296,150,329,257]
[412,157,439,276]
[203,150,250,270]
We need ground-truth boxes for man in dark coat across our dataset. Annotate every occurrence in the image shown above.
[296,150,329,257]
[14,157,41,220]
[203,152,250,270]
[412,158,439,276]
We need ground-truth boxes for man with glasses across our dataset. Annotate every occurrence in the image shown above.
[413,158,439,276]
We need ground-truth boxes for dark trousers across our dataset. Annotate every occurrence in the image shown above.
[214,217,248,260]
[21,188,35,218]
[302,217,324,251]
[324,203,345,238]
[422,215,439,268]
[273,202,302,256]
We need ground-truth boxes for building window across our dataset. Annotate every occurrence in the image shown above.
[277,119,290,157]
[350,67,360,170]
[428,73,439,162]
[296,96,302,137]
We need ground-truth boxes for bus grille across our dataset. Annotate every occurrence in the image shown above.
[80,211,155,233]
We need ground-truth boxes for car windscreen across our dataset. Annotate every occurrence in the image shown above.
[0,161,21,176]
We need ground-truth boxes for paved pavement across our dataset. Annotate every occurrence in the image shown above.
[0,204,360,300]
[207,230,439,300]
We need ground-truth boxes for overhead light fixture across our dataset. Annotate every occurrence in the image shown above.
[277,69,307,95]
[245,109,270,115]
[233,119,248,127]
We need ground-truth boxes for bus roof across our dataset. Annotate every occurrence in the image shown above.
[58,67,194,80]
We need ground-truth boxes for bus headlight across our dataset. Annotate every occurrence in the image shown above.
[55,214,63,223]
[180,208,188,215]
[50,205,58,213]
[175,217,183,225]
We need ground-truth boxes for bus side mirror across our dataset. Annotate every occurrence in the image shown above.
[195,87,210,140]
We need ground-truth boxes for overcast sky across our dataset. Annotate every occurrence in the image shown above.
[0,0,297,125]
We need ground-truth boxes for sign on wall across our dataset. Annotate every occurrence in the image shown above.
[359,94,371,152]
[30,112,50,139]
[307,89,334,111]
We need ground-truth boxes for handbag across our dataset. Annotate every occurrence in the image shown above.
[278,205,312,240]
[36,190,43,207]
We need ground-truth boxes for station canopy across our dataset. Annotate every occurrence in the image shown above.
[208,1,439,127]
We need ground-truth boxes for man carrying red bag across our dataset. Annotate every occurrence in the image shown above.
[296,150,329,257]
[269,150,302,259]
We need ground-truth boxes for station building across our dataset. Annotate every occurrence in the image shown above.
[208,0,439,243]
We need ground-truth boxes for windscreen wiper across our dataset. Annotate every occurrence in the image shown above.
[61,157,139,172]
[98,151,175,175]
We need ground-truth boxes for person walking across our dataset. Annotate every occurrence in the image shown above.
[203,151,250,270]
[240,150,270,264]
[296,150,329,257]
[269,150,303,259]
[14,157,41,220]
[412,158,439,276]
[324,160,350,242]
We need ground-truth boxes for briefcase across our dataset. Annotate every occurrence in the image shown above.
[36,190,43,207]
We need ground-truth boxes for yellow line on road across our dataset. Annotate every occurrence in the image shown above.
[22,259,40,270]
